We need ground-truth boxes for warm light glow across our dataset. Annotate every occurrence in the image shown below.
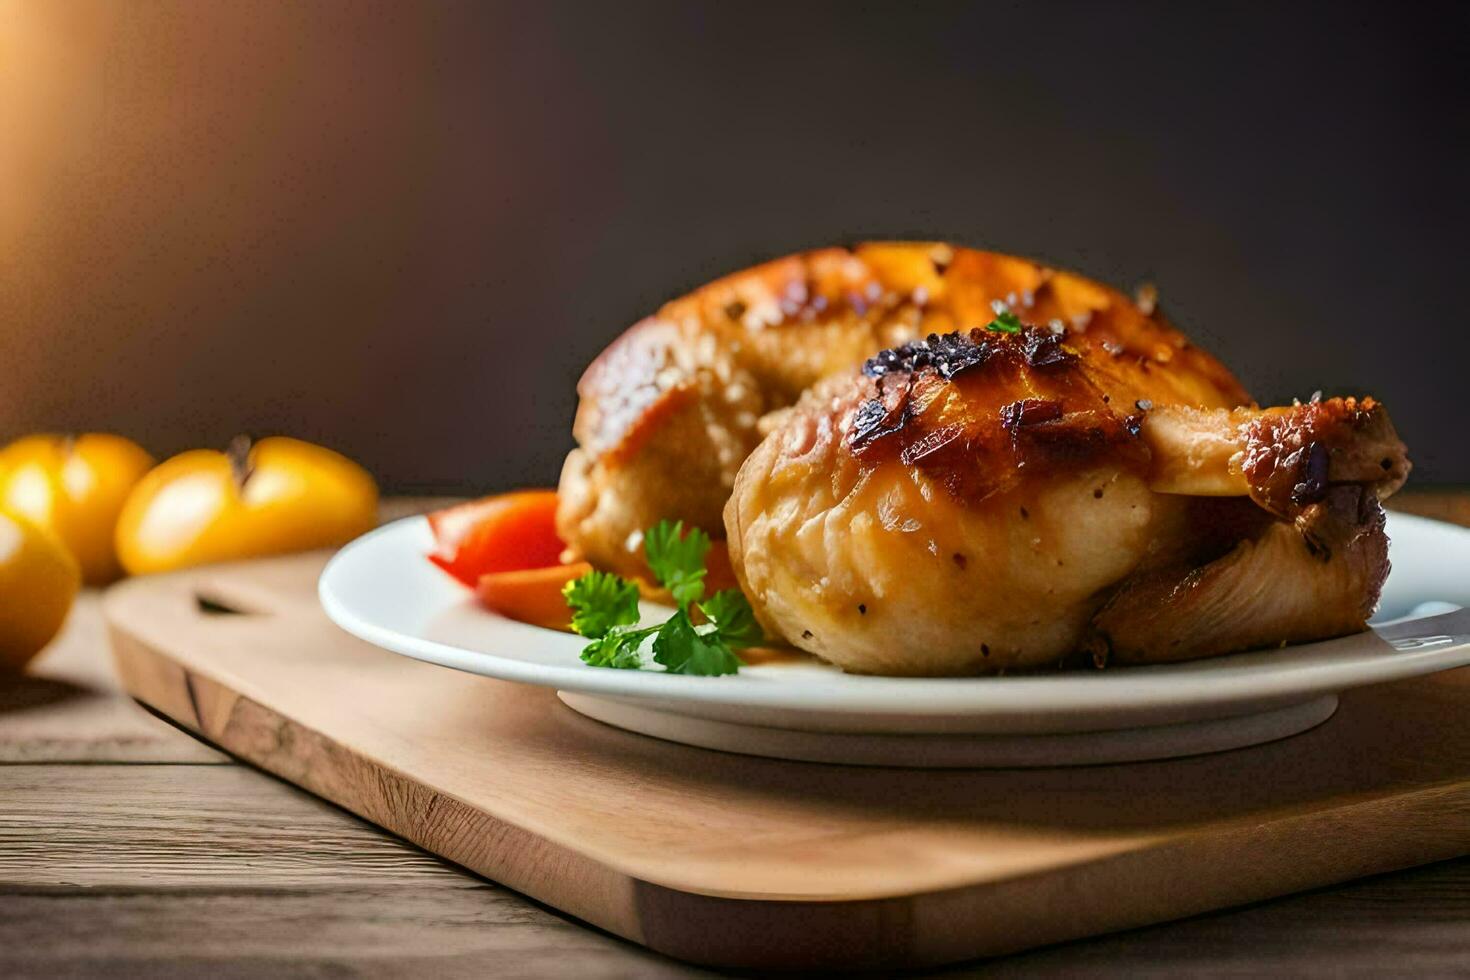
[5,464,55,523]
[240,465,303,508]
[134,470,222,552]
[61,450,96,499]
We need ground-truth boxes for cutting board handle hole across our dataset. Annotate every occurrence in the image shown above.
[195,594,252,616]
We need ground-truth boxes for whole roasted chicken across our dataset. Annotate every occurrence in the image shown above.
[559,243,1409,674]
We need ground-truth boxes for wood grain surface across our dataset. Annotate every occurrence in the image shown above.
[0,593,225,764]
[3,493,1469,977]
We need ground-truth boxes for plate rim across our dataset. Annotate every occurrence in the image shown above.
[318,512,1470,719]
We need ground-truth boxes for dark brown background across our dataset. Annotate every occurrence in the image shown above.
[2,1,1465,490]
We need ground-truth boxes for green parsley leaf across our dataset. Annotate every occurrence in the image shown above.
[643,519,710,607]
[985,310,1023,334]
[569,520,756,676]
[563,569,641,638]
[652,608,743,676]
[578,624,656,670]
[698,589,763,647]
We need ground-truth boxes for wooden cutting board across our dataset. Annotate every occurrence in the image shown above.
[104,550,1470,971]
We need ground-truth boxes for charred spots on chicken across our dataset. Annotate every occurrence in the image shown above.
[850,381,912,449]
[1290,441,1330,506]
[952,552,968,570]
[851,398,894,444]
[1000,398,1064,431]
[850,326,1152,504]
[1008,408,1150,474]
[1300,484,1388,569]
[863,331,992,381]
[1302,528,1332,562]
[723,299,748,322]
[930,333,991,379]
[862,347,907,379]
[1240,397,1408,520]
[863,325,1077,383]
[1022,329,1077,369]
[857,603,867,616]
[896,423,965,467]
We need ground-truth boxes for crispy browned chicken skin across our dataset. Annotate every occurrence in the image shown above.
[726,327,1407,673]
[560,242,1409,673]
[557,243,1247,581]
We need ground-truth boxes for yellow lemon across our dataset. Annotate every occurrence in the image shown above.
[0,509,81,672]
[0,433,155,584]
[116,436,378,575]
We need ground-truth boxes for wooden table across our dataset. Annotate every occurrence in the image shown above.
[4,495,1470,978]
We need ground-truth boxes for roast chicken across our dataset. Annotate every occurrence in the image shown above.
[559,243,1410,674]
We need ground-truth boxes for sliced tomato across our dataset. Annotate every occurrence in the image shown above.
[427,490,564,587]
[476,562,591,631]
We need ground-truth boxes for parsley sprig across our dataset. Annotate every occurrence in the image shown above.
[563,570,640,639]
[985,309,1024,334]
[642,519,710,606]
[562,520,760,675]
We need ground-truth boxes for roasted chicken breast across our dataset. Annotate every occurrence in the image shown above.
[557,243,1247,582]
[725,326,1408,674]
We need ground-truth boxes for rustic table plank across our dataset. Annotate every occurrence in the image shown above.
[0,765,465,887]
[0,888,716,980]
[5,764,1470,978]
[0,764,716,979]
[0,593,226,763]
[968,858,1470,977]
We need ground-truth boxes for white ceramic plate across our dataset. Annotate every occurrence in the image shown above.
[319,512,1470,767]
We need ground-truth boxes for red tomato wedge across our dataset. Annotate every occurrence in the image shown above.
[477,562,591,631]
[426,490,564,587]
